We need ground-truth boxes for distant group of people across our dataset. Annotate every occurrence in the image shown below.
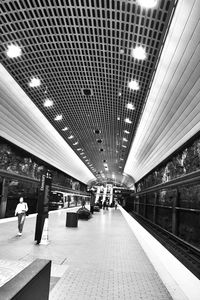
[89,191,118,212]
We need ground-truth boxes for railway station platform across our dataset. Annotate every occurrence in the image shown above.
[0,206,199,300]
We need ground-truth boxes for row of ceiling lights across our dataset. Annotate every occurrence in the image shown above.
[5,43,99,175]
[115,0,160,171]
[5,0,158,181]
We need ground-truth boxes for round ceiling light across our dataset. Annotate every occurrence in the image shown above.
[43,98,53,107]
[137,0,158,8]
[29,77,41,88]
[131,46,147,60]
[6,44,22,58]
[128,80,139,91]
[126,103,135,110]
[54,115,62,121]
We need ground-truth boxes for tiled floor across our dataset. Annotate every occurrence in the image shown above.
[0,207,172,300]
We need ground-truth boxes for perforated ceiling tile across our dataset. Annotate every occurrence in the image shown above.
[0,0,177,184]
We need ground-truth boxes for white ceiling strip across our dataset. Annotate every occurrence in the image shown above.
[0,64,96,184]
[125,0,200,182]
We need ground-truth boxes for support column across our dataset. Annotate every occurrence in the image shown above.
[172,189,178,235]
[0,178,9,219]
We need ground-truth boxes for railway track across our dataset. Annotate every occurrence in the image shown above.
[129,211,200,279]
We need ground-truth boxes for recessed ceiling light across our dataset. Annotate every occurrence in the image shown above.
[44,98,53,107]
[77,148,82,151]
[123,138,128,142]
[6,44,22,58]
[29,77,41,88]
[122,145,127,148]
[119,166,122,169]
[73,141,78,145]
[126,103,135,110]
[85,159,89,162]
[68,135,74,139]
[62,127,68,131]
[131,46,147,60]
[124,130,130,134]
[119,48,124,54]
[128,79,139,91]
[83,156,86,159]
[120,158,124,161]
[54,115,62,121]
[117,117,120,121]
[80,152,84,155]
[118,92,122,96]
[137,0,158,9]
[124,118,132,124]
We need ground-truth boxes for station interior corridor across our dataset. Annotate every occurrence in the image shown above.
[1,0,200,299]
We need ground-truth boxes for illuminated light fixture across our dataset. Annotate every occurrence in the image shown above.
[83,156,86,159]
[119,166,122,169]
[123,138,128,142]
[128,79,139,91]
[118,92,122,96]
[29,77,41,88]
[54,115,62,121]
[85,159,89,162]
[122,145,127,148]
[73,141,78,145]
[126,103,135,110]
[62,127,68,131]
[6,44,22,58]
[131,46,147,60]
[80,152,84,155]
[124,118,132,124]
[117,117,120,121]
[120,158,124,161]
[44,98,53,107]
[77,148,82,151]
[124,130,130,134]
[68,135,74,139]
[137,0,158,9]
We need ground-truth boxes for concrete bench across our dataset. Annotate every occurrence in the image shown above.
[0,259,51,300]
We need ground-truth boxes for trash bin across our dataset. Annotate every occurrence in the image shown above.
[66,212,78,227]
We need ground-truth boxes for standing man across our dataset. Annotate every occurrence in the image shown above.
[15,197,28,236]
[90,188,96,214]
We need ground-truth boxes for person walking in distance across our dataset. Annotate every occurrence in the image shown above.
[15,197,28,236]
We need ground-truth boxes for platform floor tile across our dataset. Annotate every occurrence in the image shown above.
[49,209,172,300]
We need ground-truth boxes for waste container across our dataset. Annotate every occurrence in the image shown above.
[66,212,78,227]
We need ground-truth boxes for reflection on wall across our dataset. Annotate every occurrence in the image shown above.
[0,138,87,191]
[136,135,200,192]
[0,143,44,179]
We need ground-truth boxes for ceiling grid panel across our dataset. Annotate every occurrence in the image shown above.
[1,0,177,185]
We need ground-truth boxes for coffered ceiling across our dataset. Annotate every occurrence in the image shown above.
[0,0,178,185]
